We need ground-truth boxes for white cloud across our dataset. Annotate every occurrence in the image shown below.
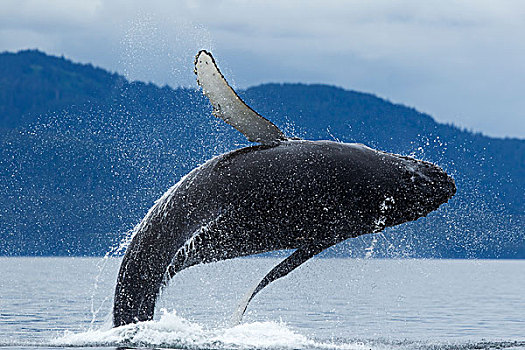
[1,0,524,138]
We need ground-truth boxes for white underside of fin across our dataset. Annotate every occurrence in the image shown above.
[230,282,259,326]
[195,50,286,144]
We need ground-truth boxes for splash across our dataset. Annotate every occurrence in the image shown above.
[88,227,134,326]
[120,15,213,88]
[51,308,525,350]
[52,309,363,350]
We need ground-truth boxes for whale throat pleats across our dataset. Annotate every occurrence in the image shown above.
[195,50,287,145]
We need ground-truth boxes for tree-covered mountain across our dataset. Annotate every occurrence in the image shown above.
[0,50,523,258]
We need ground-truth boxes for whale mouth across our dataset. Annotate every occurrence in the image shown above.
[409,163,456,219]
[385,156,456,226]
[420,163,456,204]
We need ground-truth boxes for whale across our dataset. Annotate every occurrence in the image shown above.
[112,50,456,327]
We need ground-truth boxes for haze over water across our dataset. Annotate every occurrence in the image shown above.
[1,257,524,350]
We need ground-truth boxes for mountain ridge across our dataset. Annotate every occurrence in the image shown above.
[4,49,522,141]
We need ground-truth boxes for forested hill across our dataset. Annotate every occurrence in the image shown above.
[1,50,523,258]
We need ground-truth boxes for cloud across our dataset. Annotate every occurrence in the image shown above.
[0,0,524,138]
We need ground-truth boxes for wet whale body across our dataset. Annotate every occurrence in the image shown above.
[112,51,456,327]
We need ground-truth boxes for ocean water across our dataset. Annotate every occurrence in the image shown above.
[1,257,524,350]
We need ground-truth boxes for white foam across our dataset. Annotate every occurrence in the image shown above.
[51,309,365,350]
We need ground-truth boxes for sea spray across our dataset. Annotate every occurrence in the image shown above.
[89,227,135,326]
[53,309,364,349]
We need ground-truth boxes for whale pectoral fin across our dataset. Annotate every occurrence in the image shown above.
[195,50,287,145]
[231,242,334,325]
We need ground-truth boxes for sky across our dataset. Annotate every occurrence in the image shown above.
[1,0,524,139]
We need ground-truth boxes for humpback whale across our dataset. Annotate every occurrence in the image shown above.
[112,50,456,327]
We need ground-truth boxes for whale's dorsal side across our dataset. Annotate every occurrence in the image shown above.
[195,50,287,145]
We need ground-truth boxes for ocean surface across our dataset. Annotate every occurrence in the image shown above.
[1,257,524,350]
